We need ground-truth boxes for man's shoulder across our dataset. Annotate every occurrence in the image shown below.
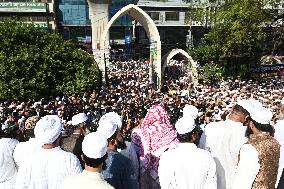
[63,173,114,189]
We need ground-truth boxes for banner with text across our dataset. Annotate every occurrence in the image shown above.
[0,2,47,12]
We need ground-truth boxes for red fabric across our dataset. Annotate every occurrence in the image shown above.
[131,104,177,180]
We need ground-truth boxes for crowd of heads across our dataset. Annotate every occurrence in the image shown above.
[0,59,284,142]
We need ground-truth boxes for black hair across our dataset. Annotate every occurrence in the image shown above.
[177,127,199,143]
[231,104,250,117]
[25,129,35,140]
[82,153,107,168]
[251,118,275,136]
[107,130,118,142]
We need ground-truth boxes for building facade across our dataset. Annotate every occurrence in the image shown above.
[0,0,56,30]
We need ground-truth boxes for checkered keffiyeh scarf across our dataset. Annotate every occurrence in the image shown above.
[131,104,177,180]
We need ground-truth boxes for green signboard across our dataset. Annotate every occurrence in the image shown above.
[0,2,47,12]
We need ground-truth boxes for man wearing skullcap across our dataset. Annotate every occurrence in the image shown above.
[97,113,139,189]
[232,102,280,189]
[199,100,250,189]
[182,104,198,119]
[158,117,217,189]
[15,115,82,189]
[61,132,114,189]
[61,113,90,168]
[13,116,41,168]
[0,135,19,188]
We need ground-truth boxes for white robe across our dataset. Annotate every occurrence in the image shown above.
[61,170,114,189]
[13,138,41,168]
[0,138,19,189]
[231,144,260,189]
[15,146,82,189]
[274,119,284,187]
[199,119,248,189]
[158,143,217,189]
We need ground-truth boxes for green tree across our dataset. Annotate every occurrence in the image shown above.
[198,62,224,84]
[0,20,100,100]
[185,0,281,77]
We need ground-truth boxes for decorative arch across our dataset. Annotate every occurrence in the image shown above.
[100,4,162,87]
[162,48,198,84]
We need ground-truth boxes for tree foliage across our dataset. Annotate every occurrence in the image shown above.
[185,0,281,76]
[0,20,100,100]
[198,62,224,84]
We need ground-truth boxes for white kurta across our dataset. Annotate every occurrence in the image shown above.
[199,119,248,189]
[274,119,284,187]
[13,138,41,168]
[231,144,260,189]
[0,138,19,189]
[15,147,82,189]
[61,170,114,189]
[158,143,217,189]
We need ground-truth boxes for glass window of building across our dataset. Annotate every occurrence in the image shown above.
[148,12,160,21]
[165,12,179,21]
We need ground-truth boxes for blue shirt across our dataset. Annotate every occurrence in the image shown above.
[102,150,139,189]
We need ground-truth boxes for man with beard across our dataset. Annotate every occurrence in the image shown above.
[158,116,217,189]
[232,100,280,189]
[61,132,113,189]
[199,100,251,189]
[61,113,91,168]
[97,112,138,189]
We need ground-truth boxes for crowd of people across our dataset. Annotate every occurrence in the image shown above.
[0,58,284,189]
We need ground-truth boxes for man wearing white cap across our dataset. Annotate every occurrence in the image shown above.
[61,132,114,189]
[275,97,284,188]
[183,104,198,119]
[158,117,217,189]
[97,113,139,189]
[0,135,19,188]
[199,100,250,189]
[15,115,82,189]
[61,113,89,168]
[232,102,280,189]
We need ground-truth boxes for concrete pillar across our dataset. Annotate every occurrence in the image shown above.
[87,0,111,67]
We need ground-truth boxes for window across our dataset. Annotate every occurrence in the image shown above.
[148,12,160,21]
[165,12,179,21]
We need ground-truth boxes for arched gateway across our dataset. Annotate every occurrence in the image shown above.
[162,48,198,84]
[100,4,162,87]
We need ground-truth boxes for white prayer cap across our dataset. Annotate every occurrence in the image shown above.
[237,99,251,112]
[97,118,117,139]
[175,117,196,134]
[183,105,198,119]
[71,113,88,126]
[99,112,122,129]
[249,106,272,125]
[34,115,63,144]
[82,132,107,159]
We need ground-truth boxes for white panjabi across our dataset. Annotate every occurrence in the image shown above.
[13,138,42,169]
[159,143,217,189]
[274,119,284,187]
[175,117,196,134]
[34,115,63,145]
[82,132,108,159]
[199,119,248,189]
[0,138,19,189]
